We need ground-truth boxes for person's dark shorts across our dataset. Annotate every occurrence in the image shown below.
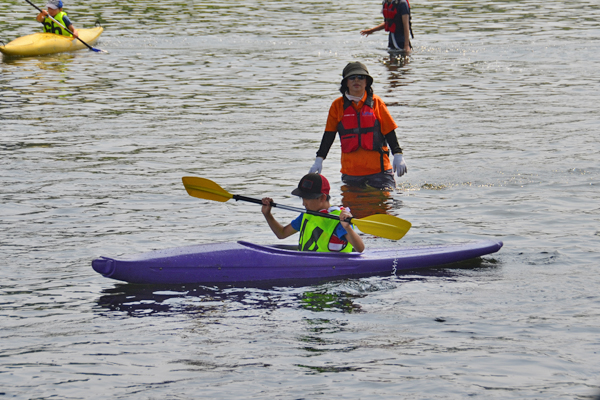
[341,170,396,191]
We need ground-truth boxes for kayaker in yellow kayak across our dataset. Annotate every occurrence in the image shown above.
[261,174,365,253]
[35,0,79,39]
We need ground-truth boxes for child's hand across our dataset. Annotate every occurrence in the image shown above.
[261,197,273,216]
[339,209,353,229]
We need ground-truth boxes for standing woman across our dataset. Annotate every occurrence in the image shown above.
[360,0,413,53]
[308,62,407,191]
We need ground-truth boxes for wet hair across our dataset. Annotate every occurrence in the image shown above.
[339,79,374,96]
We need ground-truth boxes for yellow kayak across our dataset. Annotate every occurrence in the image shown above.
[0,26,103,57]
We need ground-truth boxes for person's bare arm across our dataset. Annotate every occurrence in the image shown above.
[360,22,385,37]
[67,24,79,39]
[261,197,297,239]
[402,14,411,52]
[36,10,48,22]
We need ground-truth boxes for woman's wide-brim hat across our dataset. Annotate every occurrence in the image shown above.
[342,62,373,86]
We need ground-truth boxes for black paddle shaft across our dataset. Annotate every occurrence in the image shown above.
[232,194,352,223]
[24,0,44,14]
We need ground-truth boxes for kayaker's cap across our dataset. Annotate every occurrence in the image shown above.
[342,62,373,86]
[292,173,330,200]
[46,0,63,9]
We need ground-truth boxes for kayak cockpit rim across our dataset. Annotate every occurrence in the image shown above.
[237,240,364,257]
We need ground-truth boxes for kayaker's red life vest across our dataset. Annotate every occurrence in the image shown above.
[382,0,413,38]
[337,93,385,155]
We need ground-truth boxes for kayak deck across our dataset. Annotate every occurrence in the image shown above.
[92,240,503,285]
[0,27,103,57]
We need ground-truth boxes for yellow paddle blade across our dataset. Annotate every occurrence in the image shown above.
[352,214,411,241]
[182,176,233,203]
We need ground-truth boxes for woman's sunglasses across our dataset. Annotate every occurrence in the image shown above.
[347,75,367,81]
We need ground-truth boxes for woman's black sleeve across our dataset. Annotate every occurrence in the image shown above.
[384,130,403,154]
[316,131,337,159]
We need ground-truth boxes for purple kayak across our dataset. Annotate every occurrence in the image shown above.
[92,239,503,285]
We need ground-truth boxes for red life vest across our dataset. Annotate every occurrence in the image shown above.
[337,94,385,154]
[382,0,413,37]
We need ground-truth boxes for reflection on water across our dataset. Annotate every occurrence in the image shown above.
[384,53,412,92]
[300,290,363,313]
[2,52,76,70]
[96,284,285,317]
[96,283,366,317]
[1,53,78,111]
[94,263,492,317]
[340,184,395,219]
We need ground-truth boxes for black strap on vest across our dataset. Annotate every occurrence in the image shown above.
[299,219,323,252]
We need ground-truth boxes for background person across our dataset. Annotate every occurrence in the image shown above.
[309,62,407,191]
[360,0,412,53]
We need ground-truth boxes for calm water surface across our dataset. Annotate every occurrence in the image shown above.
[1,0,599,398]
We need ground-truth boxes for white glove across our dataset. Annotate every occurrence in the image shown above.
[309,157,324,174]
[392,154,407,177]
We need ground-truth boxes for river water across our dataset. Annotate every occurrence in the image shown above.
[1,0,599,398]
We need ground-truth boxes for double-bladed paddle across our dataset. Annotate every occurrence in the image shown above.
[182,176,411,241]
[24,0,106,53]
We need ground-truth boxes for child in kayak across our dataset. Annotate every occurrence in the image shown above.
[36,0,79,39]
[261,173,365,253]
